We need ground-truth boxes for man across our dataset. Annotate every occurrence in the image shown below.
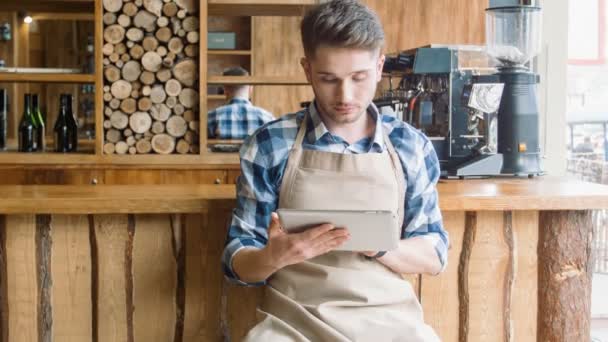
[221,1,448,340]
[207,67,275,140]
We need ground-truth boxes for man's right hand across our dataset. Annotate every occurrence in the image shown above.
[231,212,350,284]
[262,212,350,271]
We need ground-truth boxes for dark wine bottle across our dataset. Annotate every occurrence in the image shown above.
[0,89,7,150]
[32,94,46,152]
[18,94,36,152]
[54,94,78,152]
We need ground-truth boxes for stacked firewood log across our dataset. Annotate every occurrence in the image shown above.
[102,0,199,154]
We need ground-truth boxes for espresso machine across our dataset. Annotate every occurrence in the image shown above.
[378,0,543,178]
[482,0,543,176]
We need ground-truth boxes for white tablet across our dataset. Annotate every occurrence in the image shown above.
[276,209,400,251]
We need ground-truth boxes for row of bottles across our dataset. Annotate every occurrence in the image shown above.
[17,92,78,153]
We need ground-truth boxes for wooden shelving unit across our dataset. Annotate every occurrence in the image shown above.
[0,0,315,165]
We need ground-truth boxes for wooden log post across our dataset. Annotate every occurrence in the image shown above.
[538,210,594,342]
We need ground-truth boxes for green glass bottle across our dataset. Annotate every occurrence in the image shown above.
[54,94,78,153]
[18,94,36,152]
[32,94,46,152]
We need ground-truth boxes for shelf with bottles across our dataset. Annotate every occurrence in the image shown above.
[9,92,87,155]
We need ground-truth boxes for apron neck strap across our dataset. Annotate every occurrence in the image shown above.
[293,112,308,149]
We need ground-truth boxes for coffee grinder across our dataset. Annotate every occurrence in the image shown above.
[480,0,544,176]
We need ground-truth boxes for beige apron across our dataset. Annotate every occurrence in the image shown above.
[243,113,440,342]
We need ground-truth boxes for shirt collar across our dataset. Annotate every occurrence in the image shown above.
[229,96,251,105]
[305,100,385,151]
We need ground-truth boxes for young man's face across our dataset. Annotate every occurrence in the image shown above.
[301,46,384,126]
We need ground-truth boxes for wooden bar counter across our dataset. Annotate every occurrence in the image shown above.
[0,177,607,342]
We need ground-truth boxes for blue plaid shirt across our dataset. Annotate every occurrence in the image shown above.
[222,101,449,286]
[207,97,275,139]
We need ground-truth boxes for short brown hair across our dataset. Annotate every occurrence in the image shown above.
[300,0,384,58]
[222,66,249,92]
[222,66,249,77]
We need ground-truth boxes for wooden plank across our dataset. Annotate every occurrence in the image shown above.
[199,1,208,157]
[251,16,313,116]
[227,170,241,184]
[0,216,7,342]
[0,184,236,214]
[132,214,177,341]
[50,215,93,342]
[95,0,103,157]
[511,211,538,342]
[36,215,52,342]
[401,274,420,300]
[183,213,208,341]
[0,178,607,212]
[0,152,241,166]
[103,170,163,185]
[184,211,226,341]
[225,283,264,341]
[207,95,227,100]
[538,211,593,341]
[207,76,308,85]
[208,0,317,16]
[219,209,264,342]
[363,0,486,54]
[467,211,509,342]
[159,170,227,185]
[0,73,94,83]
[420,211,465,342]
[208,50,252,56]
[94,214,129,342]
[208,55,251,79]
[31,12,95,21]
[0,1,93,13]
[5,214,38,342]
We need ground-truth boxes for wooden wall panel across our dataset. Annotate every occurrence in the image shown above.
[93,214,130,342]
[511,211,538,342]
[421,211,466,342]
[0,209,583,342]
[467,211,509,342]
[184,210,226,341]
[0,169,26,184]
[4,214,38,342]
[182,213,207,341]
[364,0,487,54]
[50,215,92,342]
[208,55,252,77]
[132,214,177,341]
[252,16,313,117]
[248,0,486,118]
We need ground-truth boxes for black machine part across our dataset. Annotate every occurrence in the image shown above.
[475,70,542,176]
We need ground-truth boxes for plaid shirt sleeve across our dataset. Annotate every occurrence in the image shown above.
[220,120,293,286]
[207,109,218,138]
[390,123,449,273]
